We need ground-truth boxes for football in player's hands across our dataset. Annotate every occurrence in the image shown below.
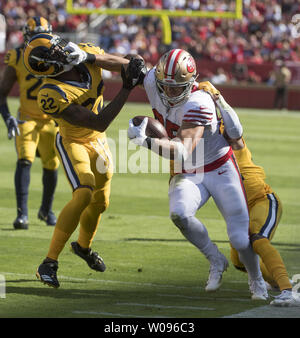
[132,116,168,139]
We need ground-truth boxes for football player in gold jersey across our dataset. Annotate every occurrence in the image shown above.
[0,17,59,229]
[23,32,146,288]
[199,81,299,306]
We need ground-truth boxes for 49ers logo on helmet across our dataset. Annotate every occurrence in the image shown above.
[186,56,195,73]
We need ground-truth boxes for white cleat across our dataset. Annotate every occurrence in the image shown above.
[270,290,300,307]
[205,253,229,292]
[249,277,269,300]
[265,279,294,292]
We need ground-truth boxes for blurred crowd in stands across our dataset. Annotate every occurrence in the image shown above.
[1,0,300,85]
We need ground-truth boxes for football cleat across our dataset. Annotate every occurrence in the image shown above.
[36,259,60,288]
[155,49,197,108]
[38,208,57,226]
[13,214,29,230]
[249,277,268,300]
[70,241,106,272]
[270,290,300,307]
[205,252,229,292]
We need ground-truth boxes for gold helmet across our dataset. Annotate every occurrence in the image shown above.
[155,49,197,107]
[23,33,72,78]
[23,17,52,43]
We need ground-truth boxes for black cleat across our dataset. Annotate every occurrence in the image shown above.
[36,259,60,288]
[70,241,106,272]
[13,215,29,230]
[38,208,57,226]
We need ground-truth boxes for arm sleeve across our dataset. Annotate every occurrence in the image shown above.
[216,95,243,139]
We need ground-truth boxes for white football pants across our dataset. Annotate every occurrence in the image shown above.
[169,157,262,280]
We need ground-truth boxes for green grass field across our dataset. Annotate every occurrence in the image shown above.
[0,98,300,319]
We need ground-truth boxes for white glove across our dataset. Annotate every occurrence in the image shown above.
[65,42,87,65]
[128,117,148,146]
[6,116,20,139]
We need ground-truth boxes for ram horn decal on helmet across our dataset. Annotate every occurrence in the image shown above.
[23,33,72,78]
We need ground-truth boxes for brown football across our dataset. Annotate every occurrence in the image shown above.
[132,115,168,139]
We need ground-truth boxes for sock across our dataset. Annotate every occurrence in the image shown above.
[78,188,109,249]
[172,215,222,260]
[46,187,92,260]
[238,243,262,280]
[78,205,102,249]
[230,245,247,272]
[14,159,31,217]
[252,237,292,291]
[41,168,58,214]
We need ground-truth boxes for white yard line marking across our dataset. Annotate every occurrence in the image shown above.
[72,311,168,318]
[223,305,300,318]
[157,293,249,302]
[0,271,244,293]
[116,302,215,311]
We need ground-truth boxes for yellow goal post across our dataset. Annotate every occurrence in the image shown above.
[66,0,243,45]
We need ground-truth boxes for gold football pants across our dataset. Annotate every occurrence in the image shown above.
[46,133,113,260]
[15,118,59,170]
[231,192,292,290]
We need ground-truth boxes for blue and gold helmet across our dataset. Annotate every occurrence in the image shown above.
[23,33,72,78]
[23,17,52,43]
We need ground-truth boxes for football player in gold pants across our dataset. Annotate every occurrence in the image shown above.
[0,17,59,229]
[199,81,299,306]
[23,33,146,288]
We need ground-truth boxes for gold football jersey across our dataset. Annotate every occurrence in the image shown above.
[233,138,273,208]
[5,47,49,120]
[37,43,105,143]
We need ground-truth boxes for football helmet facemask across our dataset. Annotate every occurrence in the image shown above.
[155,49,197,108]
[23,33,72,78]
[23,17,52,43]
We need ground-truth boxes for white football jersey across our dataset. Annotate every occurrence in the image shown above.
[144,68,230,169]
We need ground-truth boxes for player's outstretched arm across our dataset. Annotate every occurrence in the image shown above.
[199,81,243,140]
[0,66,20,139]
[216,95,243,140]
[59,57,146,132]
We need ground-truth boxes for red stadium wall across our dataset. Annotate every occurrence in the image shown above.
[1,54,299,111]
[103,81,300,111]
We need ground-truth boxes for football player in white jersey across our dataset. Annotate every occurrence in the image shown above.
[127,49,268,300]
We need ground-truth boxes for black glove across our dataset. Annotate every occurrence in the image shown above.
[121,57,147,90]
[0,103,20,139]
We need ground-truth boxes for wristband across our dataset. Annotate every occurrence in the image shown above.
[85,53,96,64]
[145,137,152,149]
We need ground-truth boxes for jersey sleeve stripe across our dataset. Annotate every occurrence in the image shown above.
[187,109,213,115]
[182,118,211,124]
[184,114,213,119]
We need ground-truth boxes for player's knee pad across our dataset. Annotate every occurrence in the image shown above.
[250,233,269,255]
[170,213,186,231]
[171,214,197,233]
[229,232,250,252]
[90,189,110,214]
[72,187,93,210]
